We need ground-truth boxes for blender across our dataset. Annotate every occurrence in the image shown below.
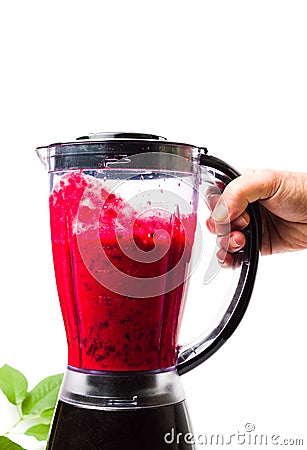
[36,133,261,450]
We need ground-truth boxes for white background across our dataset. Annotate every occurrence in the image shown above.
[0,1,306,449]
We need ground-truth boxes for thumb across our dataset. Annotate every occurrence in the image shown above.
[212,169,282,223]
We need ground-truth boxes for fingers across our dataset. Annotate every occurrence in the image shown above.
[232,211,250,229]
[207,169,281,267]
[212,169,282,223]
[206,210,250,235]
[207,210,247,268]
[216,248,233,267]
[216,247,242,269]
[217,231,246,253]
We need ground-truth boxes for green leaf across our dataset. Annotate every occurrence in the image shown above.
[40,407,55,420]
[0,436,26,449]
[25,424,50,441]
[0,365,28,405]
[22,373,63,415]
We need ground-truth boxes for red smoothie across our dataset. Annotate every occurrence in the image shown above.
[50,171,195,371]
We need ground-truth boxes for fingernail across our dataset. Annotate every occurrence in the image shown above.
[212,204,228,222]
[216,257,223,265]
[232,236,241,247]
[236,216,248,228]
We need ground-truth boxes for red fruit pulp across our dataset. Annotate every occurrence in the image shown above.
[49,171,195,372]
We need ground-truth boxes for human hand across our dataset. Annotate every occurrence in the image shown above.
[206,169,307,265]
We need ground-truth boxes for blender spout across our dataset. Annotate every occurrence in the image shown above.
[35,146,50,170]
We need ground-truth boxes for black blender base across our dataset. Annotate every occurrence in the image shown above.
[47,400,195,450]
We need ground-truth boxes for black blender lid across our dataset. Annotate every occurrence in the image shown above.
[75,132,167,142]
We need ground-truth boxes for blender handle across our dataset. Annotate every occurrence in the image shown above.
[177,153,262,375]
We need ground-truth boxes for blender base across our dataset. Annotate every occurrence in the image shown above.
[47,400,195,450]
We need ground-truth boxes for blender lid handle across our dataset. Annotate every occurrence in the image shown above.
[177,153,262,376]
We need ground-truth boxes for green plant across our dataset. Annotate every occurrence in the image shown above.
[0,364,63,450]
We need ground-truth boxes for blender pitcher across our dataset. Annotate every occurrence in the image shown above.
[36,133,261,450]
